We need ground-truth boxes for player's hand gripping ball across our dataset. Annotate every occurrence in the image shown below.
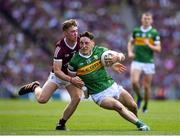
[101,50,117,67]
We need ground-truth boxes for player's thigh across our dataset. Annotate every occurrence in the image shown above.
[41,80,58,99]
[130,69,141,83]
[66,84,82,99]
[119,89,136,108]
[130,62,142,82]
[100,97,123,110]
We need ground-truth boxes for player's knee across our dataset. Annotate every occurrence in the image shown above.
[37,96,48,104]
[113,102,123,111]
[144,84,151,90]
[71,95,81,104]
[131,101,137,109]
[131,102,138,113]
[132,81,139,86]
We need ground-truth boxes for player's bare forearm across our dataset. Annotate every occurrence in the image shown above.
[53,60,72,82]
[144,39,161,53]
[111,63,127,73]
[127,41,135,59]
[54,69,72,82]
[70,76,84,89]
[149,44,161,53]
[68,71,84,88]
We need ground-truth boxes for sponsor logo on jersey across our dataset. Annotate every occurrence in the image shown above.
[77,60,103,76]
[134,37,154,46]
[86,59,92,64]
[142,33,146,37]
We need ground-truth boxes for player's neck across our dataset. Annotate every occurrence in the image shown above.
[141,26,152,32]
[141,25,151,29]
[65,38,76,47]
[79,50,93,58]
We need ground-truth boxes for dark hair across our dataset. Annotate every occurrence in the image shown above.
[80,31,94,40]
[62,19,77,31]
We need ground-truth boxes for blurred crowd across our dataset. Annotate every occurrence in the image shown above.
[0,0,179,99]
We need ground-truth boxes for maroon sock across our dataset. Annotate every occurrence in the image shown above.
[59,119,67,126]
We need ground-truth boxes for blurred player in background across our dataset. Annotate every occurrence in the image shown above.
[127,12,161,112]
[18,19,84,130]
[68,31,150,131]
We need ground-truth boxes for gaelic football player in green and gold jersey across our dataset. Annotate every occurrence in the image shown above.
[68,31,150,131]
[127,12,161,112]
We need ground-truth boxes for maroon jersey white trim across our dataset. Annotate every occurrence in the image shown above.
[52,37,80,74]
[54,46,61,58]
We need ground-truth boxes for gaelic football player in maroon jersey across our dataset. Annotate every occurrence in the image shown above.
[18,19,84,130]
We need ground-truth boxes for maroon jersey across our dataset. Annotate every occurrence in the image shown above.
[53,37,80,74]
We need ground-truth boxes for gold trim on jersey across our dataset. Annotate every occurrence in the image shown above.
[134,37,154,46]
[77,60,103,76]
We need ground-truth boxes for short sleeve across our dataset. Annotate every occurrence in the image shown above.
[132,28,137,39]
[153,29,161,45]
[98,46,108,55]
[68,57,77,73]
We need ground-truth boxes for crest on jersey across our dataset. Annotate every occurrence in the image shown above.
[94,55,98,60]
[148,34,152,38]
[65,54,70,57]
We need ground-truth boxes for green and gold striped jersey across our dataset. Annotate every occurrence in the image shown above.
[131,26,160,63]
[68,46,114,94]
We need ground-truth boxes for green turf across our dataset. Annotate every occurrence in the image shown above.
[0,99,180,135]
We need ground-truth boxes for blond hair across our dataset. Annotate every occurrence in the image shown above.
[62,19,78,31]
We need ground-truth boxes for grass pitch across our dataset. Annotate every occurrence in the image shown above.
[0,99,180,135]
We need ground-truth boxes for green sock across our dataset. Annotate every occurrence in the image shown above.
[135,120,144,128]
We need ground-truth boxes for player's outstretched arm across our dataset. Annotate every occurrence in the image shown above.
[111,63,127,73]
[67,68,84,89]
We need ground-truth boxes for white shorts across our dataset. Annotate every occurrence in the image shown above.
[48,72,71,87]
[131,61,155,74]
[91,83,123,105]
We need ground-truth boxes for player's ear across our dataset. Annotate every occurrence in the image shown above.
[151,18,153,24]
[91,40,95,46]
[63,30,68,36]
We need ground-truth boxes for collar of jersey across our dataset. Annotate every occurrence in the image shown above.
[79,50,93,58]
[140,26,152,33]
[64,38,77,50]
